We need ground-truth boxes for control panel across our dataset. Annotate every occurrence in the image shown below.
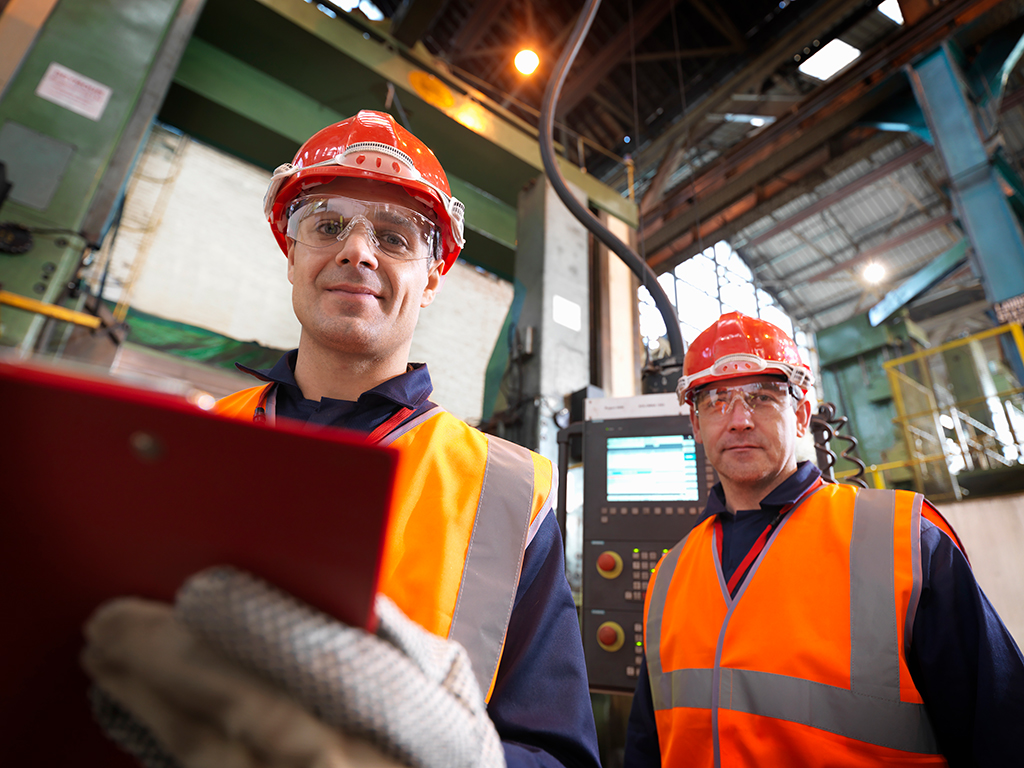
[581,394,717,693]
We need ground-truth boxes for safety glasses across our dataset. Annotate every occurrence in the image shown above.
[285,195,439,261]
[694,380,798,418]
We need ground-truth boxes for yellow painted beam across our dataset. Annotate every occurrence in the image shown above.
[0,290,102,329]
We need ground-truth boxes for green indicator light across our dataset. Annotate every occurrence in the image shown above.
[662,548,669,553]
[633,548,639,553]
[651,567,656,573]
[636,641,642,646]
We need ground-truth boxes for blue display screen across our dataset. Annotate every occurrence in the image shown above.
[606,434,699,502]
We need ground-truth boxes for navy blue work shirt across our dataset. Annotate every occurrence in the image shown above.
[235,351,602,768]
[624,462,1024,767]
[236,349,437,433]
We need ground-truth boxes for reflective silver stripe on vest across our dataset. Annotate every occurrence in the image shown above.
[905,493,924,653]
[646,486,939,755]
[449,435,535,695]
[850,489,899,701]
[720,667,939,753]
[646,536,688,710]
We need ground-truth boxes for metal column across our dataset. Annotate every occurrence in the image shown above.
[0,0,204,353]
[907,45,1024,307]
[504,176,590,463]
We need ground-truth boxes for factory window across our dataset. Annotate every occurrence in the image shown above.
[638,240,817,391]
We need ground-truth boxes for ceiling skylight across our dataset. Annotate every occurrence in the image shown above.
[878,0,904,25]
[798,39,861,81]
[308,0,384,22]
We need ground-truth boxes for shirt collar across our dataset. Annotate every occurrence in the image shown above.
[235,350,434,410]
[699,461,823,523]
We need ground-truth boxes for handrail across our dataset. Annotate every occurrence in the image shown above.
[883,321,1024,368]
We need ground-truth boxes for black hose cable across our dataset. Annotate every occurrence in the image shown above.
[538,0,685,369]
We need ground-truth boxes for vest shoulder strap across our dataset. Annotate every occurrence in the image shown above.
[450,430,537,697]
[388,412,541,697]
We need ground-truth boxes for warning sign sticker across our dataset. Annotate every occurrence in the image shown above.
[35,62,112,122]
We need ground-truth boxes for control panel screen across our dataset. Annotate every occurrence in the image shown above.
[606,434,699,502]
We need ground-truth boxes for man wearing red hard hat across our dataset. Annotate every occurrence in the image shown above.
[624,312,1024,767]
[81,112,601,768]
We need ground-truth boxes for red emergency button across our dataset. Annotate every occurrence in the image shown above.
[597,621,625,652]
[596,550,623,579]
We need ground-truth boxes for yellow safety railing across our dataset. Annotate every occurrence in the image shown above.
[871,322,1024,500]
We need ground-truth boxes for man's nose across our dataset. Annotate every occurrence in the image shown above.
[334,221,379,268]
[723,394,755,426]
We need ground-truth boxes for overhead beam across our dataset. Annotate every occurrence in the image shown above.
[449,0,515,58]
[687,0,745,49]
[173,37,518,248]
[805,212,957,284]
[648,129,894,270]
[721,132,897,259]
[629,0,870,177]
[868,239,968,326]
[556,0,682,116]
[251,0,638,227]
[642,0,1005,269]
[640,135,686,214]
[644,83,902,267]
[743,142,935,249]
[633,46,739,63]
[389,0,447,48]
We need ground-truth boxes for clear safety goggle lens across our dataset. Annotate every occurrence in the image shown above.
[695,381,796,417]
[285,195,439,260]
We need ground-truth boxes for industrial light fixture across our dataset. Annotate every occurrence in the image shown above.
[515,49,540,75]
[798,39,861,81]
[863,261,886,284]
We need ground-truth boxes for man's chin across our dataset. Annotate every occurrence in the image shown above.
[715,455,771,482]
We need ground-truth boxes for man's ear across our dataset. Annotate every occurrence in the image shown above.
[690,404,704,445]
[419,259,445,308]
[286,242,296,285]
[794,396,812,438]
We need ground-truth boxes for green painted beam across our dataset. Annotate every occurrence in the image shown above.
[173,37,516,250]
[173,37,338,143]
[447,178,516,251]
[252,0,637,228]
[868,240,969,327]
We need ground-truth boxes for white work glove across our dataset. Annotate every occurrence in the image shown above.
[82,567,506,768]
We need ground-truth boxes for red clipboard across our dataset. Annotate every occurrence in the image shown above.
[0,358,398,764]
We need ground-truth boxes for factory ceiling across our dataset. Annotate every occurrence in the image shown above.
[176,0,1024,337]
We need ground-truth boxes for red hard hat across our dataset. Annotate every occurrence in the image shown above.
[264,110,465,274]
[679,311,813,403]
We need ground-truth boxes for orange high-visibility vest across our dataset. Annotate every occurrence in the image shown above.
[215,384,553,699]
[643,483,952,767]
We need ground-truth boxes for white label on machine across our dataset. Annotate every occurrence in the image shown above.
[585,393,683,420]
[553,294,582,332]
[36,62,112,121]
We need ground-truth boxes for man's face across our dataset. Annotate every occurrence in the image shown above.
[285,178,443,359]
[690,374,811,494]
